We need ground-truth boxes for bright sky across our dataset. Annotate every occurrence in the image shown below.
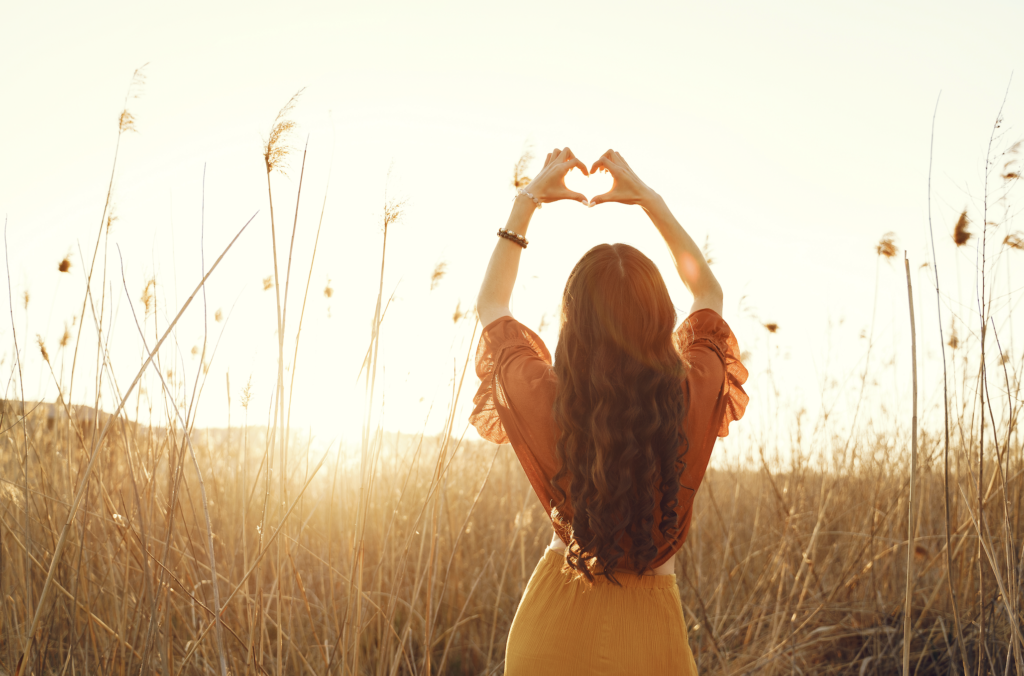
[3,1,1023,457]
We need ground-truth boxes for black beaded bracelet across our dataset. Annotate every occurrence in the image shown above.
[497,228,528,249]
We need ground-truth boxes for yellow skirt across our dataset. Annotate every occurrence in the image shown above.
[505,548,699,675]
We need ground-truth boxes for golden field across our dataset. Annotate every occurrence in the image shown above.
[1,76,1023,676]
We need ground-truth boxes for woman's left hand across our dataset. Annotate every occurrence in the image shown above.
[521,147,590,205]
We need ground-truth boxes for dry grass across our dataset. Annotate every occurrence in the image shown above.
[1,77,1023,676]
[2,394,1022,675]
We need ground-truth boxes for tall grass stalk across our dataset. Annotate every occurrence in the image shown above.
[902,253,919,676]
[926,91,971,675]
[3,217,33,657]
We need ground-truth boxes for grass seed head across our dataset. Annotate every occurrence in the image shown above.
[116,64,148,132]
[324,278,334,298]
[58,256,72,273]
[263,275,274,291]
[141,279,156,316]
[948,324,959,350]
[36,335,49,364]
[1005,232,1024,250]
[241,377,252,409]
[264,88,304,175]
[764,322,779,334]
[452,301,464,323]
[215,308,223,322]
[953,210,971,246]
[382,197,406,233]
[875,233,897,259]
[23,290,29,309]
[430,261,447,291]
[512,145,534,190]
[60,323,71,348]
[118,111,137,133]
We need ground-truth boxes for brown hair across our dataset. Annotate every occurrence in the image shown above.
[550,243,687,584]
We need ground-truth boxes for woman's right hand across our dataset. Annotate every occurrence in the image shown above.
[588,150,658,207]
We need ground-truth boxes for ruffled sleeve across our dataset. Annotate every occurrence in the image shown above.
[675,309,749,438]
[469,316,562,521]
[469,315,553,444]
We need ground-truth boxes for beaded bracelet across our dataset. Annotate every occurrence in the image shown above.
[516,188,542,208]
[497,228,528,249]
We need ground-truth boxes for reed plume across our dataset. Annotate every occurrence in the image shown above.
[876,232,897,259]
[953,210,971,246]
[512,144,533,189]
[263,88,304,175]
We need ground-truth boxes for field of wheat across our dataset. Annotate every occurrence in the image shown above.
[2,73,1023,676]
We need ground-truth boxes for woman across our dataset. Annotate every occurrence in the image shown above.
[471,147,748,675]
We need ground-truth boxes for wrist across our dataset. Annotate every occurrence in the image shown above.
[514,191,539,206]
[511,193,538,218]
[506,194,536,235]
[638,190,665,213]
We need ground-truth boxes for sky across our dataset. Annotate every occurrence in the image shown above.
[2,0,1023,458]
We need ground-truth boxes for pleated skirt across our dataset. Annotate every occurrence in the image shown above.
[504,548,699,675]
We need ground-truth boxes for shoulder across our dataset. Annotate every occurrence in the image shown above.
[478,315,553,366]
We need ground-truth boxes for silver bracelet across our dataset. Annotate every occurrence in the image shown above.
[516,188,541,208]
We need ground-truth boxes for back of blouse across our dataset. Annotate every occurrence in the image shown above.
[470,308,748,571]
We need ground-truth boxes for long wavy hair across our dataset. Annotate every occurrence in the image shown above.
[549,243,687,584]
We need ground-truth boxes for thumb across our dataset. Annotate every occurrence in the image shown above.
[588,190,614,206]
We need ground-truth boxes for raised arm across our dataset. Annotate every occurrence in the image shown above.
[476,147,589,327]
[589,150,723,316]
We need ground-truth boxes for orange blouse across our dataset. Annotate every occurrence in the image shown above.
[470,308,749,570]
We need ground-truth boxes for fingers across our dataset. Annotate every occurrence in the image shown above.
[561,148,588,175]
[590,149,621,175]
[567,158,588,175]
[589,156,619,176]
[557,148,588,177]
